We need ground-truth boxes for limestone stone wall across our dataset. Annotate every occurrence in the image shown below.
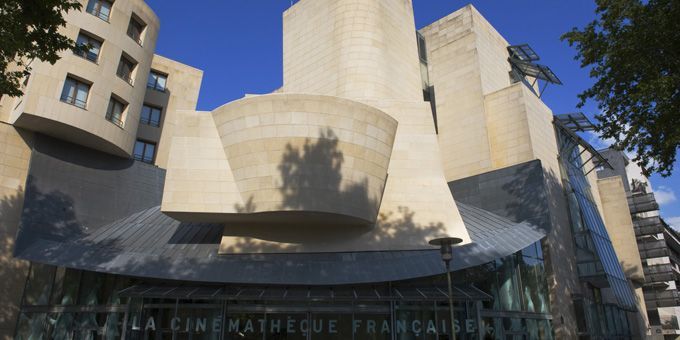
[597,177,645,282]
[421,5,582,338]
[0,123,32,340]
[282,0,422,102]
[420,6,493,180]
[4,0,159,158]
[163,94,398,226]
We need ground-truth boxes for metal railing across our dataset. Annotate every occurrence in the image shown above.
[60,95,87,109]
[105,112,124,128]
[139,116,160,127]
[87,8,109,22]
[117,71,134,86]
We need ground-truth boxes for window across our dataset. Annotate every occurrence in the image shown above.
[147,71,167,92]
[60,76,90,109]
[133,140,156,163]
[86,0,113,22]
[140,104,162,127]
[127,15,146,45]
[116,55,136,85]
[106,96,126,127]
[74,32,102,62]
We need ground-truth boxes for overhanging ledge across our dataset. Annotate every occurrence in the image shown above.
[15,202,545,285]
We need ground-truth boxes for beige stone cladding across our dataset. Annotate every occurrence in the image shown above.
[162,110,243,219]
[597,176,649,337]
[163,94,398,225]
[0,123,32,340]
[597,177,644,281]
[368,99,470,246]
[421,5,583,338]
[140,54,203,168]
[216,97,470,253]
[282,0,423,102]
[4,0,159,158]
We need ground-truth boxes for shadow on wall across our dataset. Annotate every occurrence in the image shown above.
[220,128,446,253]
[0,188,30,337]
[13,178,123,270]
[277,128,377,219]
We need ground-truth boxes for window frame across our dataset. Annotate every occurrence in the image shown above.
[74,31,103,63]
[105,95,127,128]
[60,76,91,109]
[86,0,113,22]
[140,104,162,127]
[116,54,137,86]
[126,14,146,45]
[133,139,156,164]
[146,70,167,92]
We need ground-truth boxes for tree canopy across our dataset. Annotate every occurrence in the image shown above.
[562,0,680,177]
[0,0,82,97]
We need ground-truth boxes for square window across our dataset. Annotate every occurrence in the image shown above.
[133,140,156,163]
[60,76,90,109]
[127,14,146,45]
[116,55,137,85]
[86,0,113,22]
[147,71,167,92]
[74,32,102,62]
[140,104,162,127]
[106,96,126,127]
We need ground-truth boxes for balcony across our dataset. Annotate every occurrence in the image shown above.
[628,192,659,214]
[644,264,678,283]
[643,288,680,308]
[634,216,665,236]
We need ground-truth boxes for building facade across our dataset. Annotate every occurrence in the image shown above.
[0,0,651,339]
[599,149,680,339]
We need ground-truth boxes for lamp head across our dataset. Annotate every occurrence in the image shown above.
[428,237,463,263]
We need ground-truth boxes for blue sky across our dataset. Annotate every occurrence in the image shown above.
[144,0,679,226]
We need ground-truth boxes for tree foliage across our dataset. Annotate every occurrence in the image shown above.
[0,0,82,97]
[562,0,680,177]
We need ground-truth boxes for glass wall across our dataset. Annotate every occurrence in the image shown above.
[16,244,553,340]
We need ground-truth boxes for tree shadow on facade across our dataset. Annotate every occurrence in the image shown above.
[12,177,123,271]
[277,128,377,220]
[0,187,30,337]
[220,128,446,253]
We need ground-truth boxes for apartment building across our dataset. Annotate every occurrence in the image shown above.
[599,149,680,339]
[0,0,650,339]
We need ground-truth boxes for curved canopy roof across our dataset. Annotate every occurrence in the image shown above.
[15,202,545,285]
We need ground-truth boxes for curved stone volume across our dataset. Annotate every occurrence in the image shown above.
[213,94,397,225]
[162,94,397,227]
[162,0,472,252]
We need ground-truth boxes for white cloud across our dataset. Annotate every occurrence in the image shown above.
[655,186,677,206]
[584,131,614,150]
[667,217,680,231]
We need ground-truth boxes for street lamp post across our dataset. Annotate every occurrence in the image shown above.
[429,237,463,340]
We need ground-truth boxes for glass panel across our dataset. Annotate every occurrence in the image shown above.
[78,271,104,305]
[133,141,145,161]
[395,302,437,340]
[60,78,76,103]
[224,312,264,340]
[355,313,391,340]
[15,313,49,340]
[309,313,352,340]
[74,312,100,340]
[143,143,155,163]
[23,263,55,305]
[265,313,307,340]
[75,82,89,108]
[50,267,80,305]
[49,311,75,340]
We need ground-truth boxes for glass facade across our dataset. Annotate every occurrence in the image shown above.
[15,243,553,339]
[556,129,638,311]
